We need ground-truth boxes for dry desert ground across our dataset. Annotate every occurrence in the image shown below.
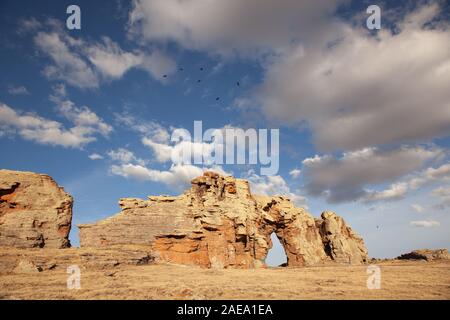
[1,256,449,300]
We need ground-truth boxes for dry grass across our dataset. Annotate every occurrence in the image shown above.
[1,260,449,300]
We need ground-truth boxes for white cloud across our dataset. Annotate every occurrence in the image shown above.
[289,168,301,179]
[86,38,176,80]
[33,20,176,88]
[408,163,450,190]
[35,31,100,89]
[362,162,450,205]
[410,220,440,228]
[86,37,142,79]
[431,186,450,210]
[8,85,30,95]
[431,186,450,197]
[245,170,307,207]
[258,3,450,150]
[111,163,209,189]
[141,137,173,163]
[88,153,103,160]
[301,146,442,203]
[0,102,110,148]
[56,100,112,137]
[363,183,408,203]
[411,204,425,213]
[139,50,177,79]
[108,148,146,166]
[114,112,171,141]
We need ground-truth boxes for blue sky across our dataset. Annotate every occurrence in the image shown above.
[1,0,449,264]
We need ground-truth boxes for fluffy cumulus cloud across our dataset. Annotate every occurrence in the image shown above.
[0,102,111,148]
[56,100,112,137]
[108,119,230,189]
[258,3,450,150]
[128,0,346,56]
[32,20,175,88]
[408,163,450,189]
[128,1,450,150]
[110,163,205,189]
[301,146,443,203]
[107,148,146,166]
[34,31,100,89]
[245,170,306,207]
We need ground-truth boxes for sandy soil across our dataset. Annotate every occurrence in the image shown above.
[1,260,449,300]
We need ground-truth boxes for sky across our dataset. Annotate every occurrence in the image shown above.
[0,0,449,265]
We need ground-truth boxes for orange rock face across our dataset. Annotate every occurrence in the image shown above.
[79,172,369,268]
[0,169,72,248]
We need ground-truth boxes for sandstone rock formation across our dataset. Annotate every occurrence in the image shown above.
[0,169,72,248]
[397,249,449,261]
[316,211,368,264]
[0,246,154,274]
[79,172,368,268]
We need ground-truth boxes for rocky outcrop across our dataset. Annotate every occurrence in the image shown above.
[397,249,449,261]
[316,211,368,264]
[0,246,154,274]
[254,196,328,266]
[0,169,72,248]
[79,172,368,268]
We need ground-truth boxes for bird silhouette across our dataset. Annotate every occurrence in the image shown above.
[236,81,240,86]
[215,97,220,101]
[163,74,167,78]
[179,67,184,71]
[200,67,204,71]
[197,79,202,83]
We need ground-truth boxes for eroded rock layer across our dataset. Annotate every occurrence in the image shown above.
[79,172,368,267]
[0,169,72,248]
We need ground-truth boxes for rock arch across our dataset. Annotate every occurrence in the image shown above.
[79,172,368,268]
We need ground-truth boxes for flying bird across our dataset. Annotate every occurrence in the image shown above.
[179,67,184,71]
[197,79,202,83]
[215,97,220,101]
[163,74,167,78]
[236,81,240,86]
[200,67,204,71]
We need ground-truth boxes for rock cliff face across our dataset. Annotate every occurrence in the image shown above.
[316,211,368,264]
[79,172,368,268]
[0,169,72,248]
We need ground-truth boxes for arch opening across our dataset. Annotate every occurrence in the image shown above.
[265,232,287,267]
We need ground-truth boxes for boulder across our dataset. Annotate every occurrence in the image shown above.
[0,169,72,248]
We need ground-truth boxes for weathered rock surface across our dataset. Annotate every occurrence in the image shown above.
[0,246,154,274]
[316,211,368,264]
[397,249,450,261]
[0,169,72,248]
[79,172,368,268]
